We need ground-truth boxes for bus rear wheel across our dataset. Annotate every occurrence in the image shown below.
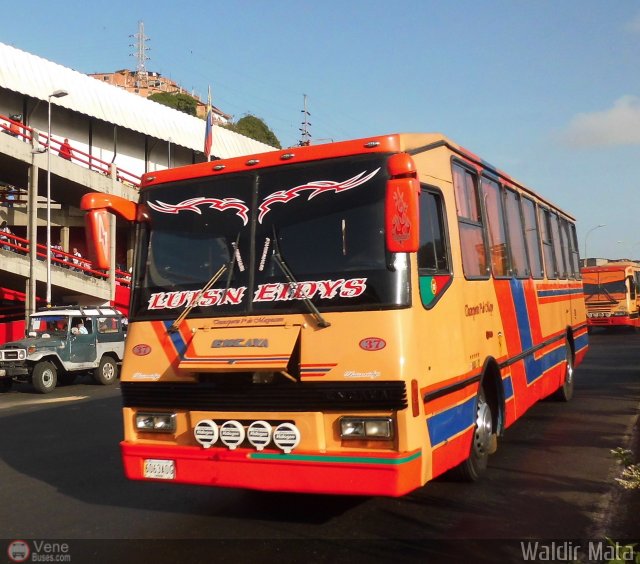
[455,387,494,482]
[553,341,574,402]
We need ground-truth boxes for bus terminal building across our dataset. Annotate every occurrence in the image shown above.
[0,42,274,340]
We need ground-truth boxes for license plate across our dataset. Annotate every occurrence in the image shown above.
[0,369,6,377]
[143,459,175,480]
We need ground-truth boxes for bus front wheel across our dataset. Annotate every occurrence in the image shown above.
[455,387,494,482]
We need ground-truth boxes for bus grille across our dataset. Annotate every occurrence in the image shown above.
[120,381,408,412]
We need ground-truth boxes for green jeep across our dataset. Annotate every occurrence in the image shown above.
[0,306,126,394]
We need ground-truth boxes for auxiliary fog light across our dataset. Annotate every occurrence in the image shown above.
[273,422,301,454]
[135,412,176,433]
[247,420,273,451]
[340,417,393,440]
[194,419,219,448]
[219,420,245,450]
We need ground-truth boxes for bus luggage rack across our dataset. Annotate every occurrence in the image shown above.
[121,380,408,412]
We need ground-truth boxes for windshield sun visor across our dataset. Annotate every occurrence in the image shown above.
[178,325,302,374]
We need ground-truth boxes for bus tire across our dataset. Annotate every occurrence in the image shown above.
[32,361,57,394]
[455,387,493,482]
[94,356,118,385]
[553,341,574,402]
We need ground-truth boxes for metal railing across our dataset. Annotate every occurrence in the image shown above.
[0,231,131,287]
[1,114,142,187]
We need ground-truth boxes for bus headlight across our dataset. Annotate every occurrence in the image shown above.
[340,417,393,440]
[135,412,176,433]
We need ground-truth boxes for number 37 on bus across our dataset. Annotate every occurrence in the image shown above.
[81,132,588,496]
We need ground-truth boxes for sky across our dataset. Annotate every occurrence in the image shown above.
[3,0,640,260]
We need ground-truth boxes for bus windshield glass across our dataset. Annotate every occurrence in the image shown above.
[130,154,409,320]
[583,271,626,301]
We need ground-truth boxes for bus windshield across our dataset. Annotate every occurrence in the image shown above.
[130,154,410,320]
[583,271,626,301]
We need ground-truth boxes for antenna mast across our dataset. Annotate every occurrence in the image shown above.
[299,94,311,146]
[129,20,150,88]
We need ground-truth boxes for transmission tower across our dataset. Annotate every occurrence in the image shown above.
[299,94,311,146]
[129,20,150,88]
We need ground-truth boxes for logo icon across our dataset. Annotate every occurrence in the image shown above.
[7,540,30,563]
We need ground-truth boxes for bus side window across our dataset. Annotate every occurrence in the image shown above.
[551,213,568,279]
[453,163,488,279]
[539,207,558,279]
[418,188,449,273]
[521,197,544,279]
[503,188,529,278]
[481,176,510,278]
[568,223,581,279]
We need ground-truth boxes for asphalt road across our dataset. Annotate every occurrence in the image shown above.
[0,331,639,563]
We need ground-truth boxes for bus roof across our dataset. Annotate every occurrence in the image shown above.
[582,262,640,273]
[141,132,574,220]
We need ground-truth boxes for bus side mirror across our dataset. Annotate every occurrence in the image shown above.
[84,209,112,269]
[385,177,420,253]
[80,193,138,270]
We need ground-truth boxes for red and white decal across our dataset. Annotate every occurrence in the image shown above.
[359,337,386,351]
[148,287,247,310]
[257,168,381,223]
[148,197,249,225]
[132,343,152,356]
[146,279,366,310]
[253,278,367,302]
[391,187,412,243]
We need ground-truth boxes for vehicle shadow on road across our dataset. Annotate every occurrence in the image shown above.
[0,392,367,530]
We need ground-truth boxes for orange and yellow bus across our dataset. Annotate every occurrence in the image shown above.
[81,133,588,496]
[582,262,640,329]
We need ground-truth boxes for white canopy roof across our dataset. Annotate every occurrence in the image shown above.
[0,42,275,159]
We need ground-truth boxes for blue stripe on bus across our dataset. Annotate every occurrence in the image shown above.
[502,375,514,400]
[162,320,188,356]
[511,279,533,350]
[510,279,567,384]
[523,344,565,384]
[537,288,583,298]
[427,395,476,447]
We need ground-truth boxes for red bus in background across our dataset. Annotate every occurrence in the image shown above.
[582,262,640,330]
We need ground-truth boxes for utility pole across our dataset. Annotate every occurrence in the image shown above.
[129,21,150,89]
[299,94,311,146]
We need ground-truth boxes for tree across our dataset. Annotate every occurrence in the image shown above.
[148,92,198,117]
[224,115,281,149]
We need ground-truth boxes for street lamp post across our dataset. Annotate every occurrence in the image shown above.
[583,224,606,264]
[46,89,68,307]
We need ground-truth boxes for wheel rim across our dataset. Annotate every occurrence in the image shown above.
[103,363,115,381]
[42,368,54,388]
[473,396,493,456]
[565,347,574,387]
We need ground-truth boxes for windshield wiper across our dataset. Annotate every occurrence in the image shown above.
[168,234,242,333]
[271,228,331,328]
[168,263,228,333]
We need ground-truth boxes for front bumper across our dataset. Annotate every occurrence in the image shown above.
[0,364,29,379]
[121,442,423,497]
[587,315,636,327]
